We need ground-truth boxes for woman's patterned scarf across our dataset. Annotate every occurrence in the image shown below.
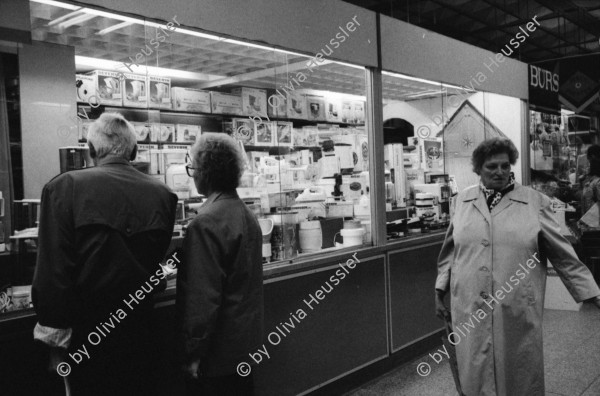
[480,173,516,211]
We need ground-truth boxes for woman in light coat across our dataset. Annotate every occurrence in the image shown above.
[435,137,600,396]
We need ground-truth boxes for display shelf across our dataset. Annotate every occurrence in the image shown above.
[77,102,366,127]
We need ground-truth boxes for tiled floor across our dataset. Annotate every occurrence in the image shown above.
[346,304,600,396]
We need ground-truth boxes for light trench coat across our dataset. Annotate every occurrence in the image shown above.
[436,183,600,396]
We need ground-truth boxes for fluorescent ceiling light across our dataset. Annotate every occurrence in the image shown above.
[97,21,134,36]
[383,70,474,93]
[75,56,224,81]
[33,0,365,66]
[383,71,441,87]
[30,0,79,10]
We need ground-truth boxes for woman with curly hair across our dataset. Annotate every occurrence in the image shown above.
[435,137,600,396]
[177,133,263,396]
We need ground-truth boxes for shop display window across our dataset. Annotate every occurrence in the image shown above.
[0,0,373,314]
[529,109,600,226]
[381,71,524,239]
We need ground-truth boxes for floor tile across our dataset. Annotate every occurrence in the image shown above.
[345,305,600,396]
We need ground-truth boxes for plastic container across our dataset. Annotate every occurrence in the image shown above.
[299,221,323,253]
[360,220,371,244]
[340,228,365,247]
[415,193,435,207]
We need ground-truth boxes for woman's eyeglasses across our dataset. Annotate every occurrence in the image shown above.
[185,153,199,177]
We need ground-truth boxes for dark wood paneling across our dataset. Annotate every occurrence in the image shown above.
[389,242,444,351]
[255,256,387,396]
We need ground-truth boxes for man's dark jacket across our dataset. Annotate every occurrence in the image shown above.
[33,156,178,330]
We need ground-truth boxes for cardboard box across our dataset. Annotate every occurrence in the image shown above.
[232,118,254,145]
[306,95,326,121]
[171,87,211,113]
[132,122,152,143]
[292,128,309,147]
[325,97,341,123]
[78,120,93,141]
[405,169,425,202]
[419,138,443,171]
[385,144,407,207]
[341,100,354,123]
[123,73,148,108]
[137,144,161,174]
[355,134,369,172]
[211,92,242,115]
[255,121,275,146]
[267,92,287,118]
[287,92,307,119]
[353,101,365,124]
[175,124,201,143]
[151,123,175,143]
[275,122,293,146]
[544,265,582,311]
[86,70,123,106]
[247,151,269,173]
[232,87,267,117]
[75,74,97,105]
[148,76,172,109]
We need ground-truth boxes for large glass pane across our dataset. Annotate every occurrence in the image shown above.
[1,0,373,314]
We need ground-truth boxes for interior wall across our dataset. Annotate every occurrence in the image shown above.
[19,42,77,199]
[78,0,378,68]
[381,14,528,100]
[383,92,523,183]
[0,0,31,43]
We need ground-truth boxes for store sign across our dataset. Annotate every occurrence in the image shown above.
[528,64,559,112]
[535,55,600,114]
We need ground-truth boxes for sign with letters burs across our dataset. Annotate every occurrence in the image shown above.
[528,63,560,113]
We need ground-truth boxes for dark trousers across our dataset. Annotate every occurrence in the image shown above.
[67,310,159,396]
[185,372,255,396]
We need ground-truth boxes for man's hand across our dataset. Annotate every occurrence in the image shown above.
[183,358,201,380]
[48,347,67,373]
[435,289,450,321]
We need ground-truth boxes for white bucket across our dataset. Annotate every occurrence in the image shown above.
[340,228,365,247]
[299,221,322,253]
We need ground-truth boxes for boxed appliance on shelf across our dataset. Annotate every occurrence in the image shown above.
[306,95,326,121]
[171,87,211,113]
[123,73,148,108]
[292,128,309,147]
[287,92,307,119]
[78,119,93,141]
[232,87,267,117]
[325,97,341,123]
[384,143,407,208]
[151,123,175,143]
[267,93,287,118]
[355,133,369,172]
[275,122,293,146]
[85,70,123,106]
[405,169,426,202]
[232,118,255,145]
[211,92,243,115]
[148,76,172,109]
[159,144,188,176]
[132,122,152,143]
[418,138,443,171]
[175,124,201,143]
[353,101,365,124]
[75,74,97,104]
[341,100,354,123]
[254,121,275,146]
[136,144,161,174]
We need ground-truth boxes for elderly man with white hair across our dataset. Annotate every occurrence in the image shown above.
[32,112,178,396]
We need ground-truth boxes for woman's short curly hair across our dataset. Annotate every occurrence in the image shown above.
[471,137,519,174]
[190,133,245,193]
